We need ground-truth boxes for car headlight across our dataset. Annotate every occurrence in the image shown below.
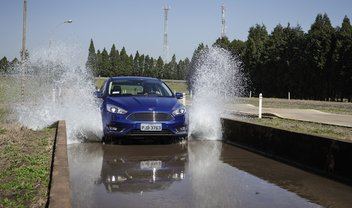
[106,104,127,114]
[172,107,186,116]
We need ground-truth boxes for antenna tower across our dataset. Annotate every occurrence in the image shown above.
[163,5,170,63]
[221,4,226,38]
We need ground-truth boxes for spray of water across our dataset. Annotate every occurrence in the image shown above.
[188,46,244,140]
[9,42,102,143]
[187,46,245,206]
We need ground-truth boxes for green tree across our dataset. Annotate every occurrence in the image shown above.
[334,16,352,101]
[109,44,119,76]
[96,48,111,76]
[306,13,335,99]
[229,39,245,59]
[8,58,19,73]
[133,51,141,76]
[263,24,286,97]
[243,24,269,95]
[282,25,306,99]
[154,56,164,78]
[138,54,145,76]
[95,50,102,76]
[0,56,9,73]
[213,37,231,51]
[182,58,190,80]
[119,47,131,75]
[86,39,97,76]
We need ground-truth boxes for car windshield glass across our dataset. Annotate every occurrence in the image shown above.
[108,80,173,97]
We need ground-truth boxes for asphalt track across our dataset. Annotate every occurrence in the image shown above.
[226,103,352,128]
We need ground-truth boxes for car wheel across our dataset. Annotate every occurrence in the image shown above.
[175,136,187,144]
[102,135,112,144]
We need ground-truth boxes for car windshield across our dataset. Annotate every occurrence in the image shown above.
[108,79,173,97]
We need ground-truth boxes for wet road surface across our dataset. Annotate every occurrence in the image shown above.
[68,140,352,208]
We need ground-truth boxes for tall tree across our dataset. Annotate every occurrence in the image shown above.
[243,24,269,95]
[306,13,335,99]
[165,54,177,79]
[97,48,111,76]
[138,54,145,76]
[86,39,97,76]
[109,44,119,76]
[143,55,152,77]
[95,50,102,76]
[334,16,352,101]
[0,57,9,73]
[213,37,231,51]
[154,56,164,78]
[133,51,141,76]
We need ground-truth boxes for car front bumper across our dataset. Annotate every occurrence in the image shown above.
[103,112,188,137]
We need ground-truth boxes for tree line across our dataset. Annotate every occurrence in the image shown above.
[0,57,19,74]
[86,40,190,80]
[202,13,352,101]
[1,13,351,101]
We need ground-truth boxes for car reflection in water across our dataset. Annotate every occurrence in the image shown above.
[95,143,187,193]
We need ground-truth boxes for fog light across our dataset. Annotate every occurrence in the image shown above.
[176,126,187,132]
[109,127,118,131]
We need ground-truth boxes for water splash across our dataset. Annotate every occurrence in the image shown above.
[188,46,244,140]
[9,41,102,143]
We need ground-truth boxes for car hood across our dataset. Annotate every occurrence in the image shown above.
[106,96,181,111]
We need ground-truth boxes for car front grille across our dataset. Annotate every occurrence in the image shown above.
[127,113,174,121]
[127,129,174,136]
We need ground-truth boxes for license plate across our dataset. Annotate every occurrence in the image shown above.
[140,123,162,131]
[140,160,162,169]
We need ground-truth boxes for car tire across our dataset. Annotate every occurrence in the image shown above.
[102,135,112,144]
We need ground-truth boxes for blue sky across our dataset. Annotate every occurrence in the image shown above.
[1,0,352,61]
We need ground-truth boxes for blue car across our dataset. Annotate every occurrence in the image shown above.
[96,76,188,143]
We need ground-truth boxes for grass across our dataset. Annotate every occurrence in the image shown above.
[249,117,352,141]
[164,80,188,93]
[95,77,106,90]
[0,76,55,208]
[0,125,54,208]
[236,97,352,140]
[237,97,352,115]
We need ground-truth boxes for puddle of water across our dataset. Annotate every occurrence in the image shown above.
[67,141,330,208]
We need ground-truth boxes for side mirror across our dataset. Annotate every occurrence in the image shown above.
[175,92,183,99]
[95,91,104,98]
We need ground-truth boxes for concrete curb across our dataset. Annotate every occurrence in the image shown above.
[221,118,352,185]
[48,120,72,208]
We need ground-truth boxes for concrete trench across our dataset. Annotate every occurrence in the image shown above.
[47,118,352,207]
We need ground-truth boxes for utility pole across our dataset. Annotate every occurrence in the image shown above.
[221,4,226,38]
[163,5,170,63]
[21,0,27,62]
[20,0,27,105]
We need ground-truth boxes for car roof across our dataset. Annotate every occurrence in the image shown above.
[110,76,161,82]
